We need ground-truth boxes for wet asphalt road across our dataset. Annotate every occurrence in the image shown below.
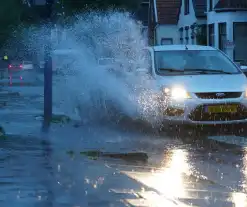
[1,70,247,206]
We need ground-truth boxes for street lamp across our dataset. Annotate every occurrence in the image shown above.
[42,0,54,132]
[31,0,54,131]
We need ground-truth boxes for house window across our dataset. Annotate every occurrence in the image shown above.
[197,24,207,45]
[185,27,189,44]
[208,24,215,46]
[161,38,173,45]
[209,0,213,11]
[233,23,247,64]
[179,28,183,44]
[218,23,226,52]
[184,0,190,15]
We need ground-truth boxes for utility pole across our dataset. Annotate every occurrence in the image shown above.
[42,0,54,132]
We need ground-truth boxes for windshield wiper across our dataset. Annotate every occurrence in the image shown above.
[185,69,232,74]
[158,68,233,74]
[158,68,184,72]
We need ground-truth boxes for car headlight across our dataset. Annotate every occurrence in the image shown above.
[163,87,191,100]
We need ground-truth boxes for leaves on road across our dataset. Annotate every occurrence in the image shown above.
[67,150,149,163]
[50,114,71,123]
[36,114,71,124]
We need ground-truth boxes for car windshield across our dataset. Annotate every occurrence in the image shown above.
[155,50,241,75]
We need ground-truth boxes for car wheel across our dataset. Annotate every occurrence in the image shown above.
[162,124,193,138]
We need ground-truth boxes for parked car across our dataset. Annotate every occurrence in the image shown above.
[8,61,23,71]
[22,61,34,70]
[8,60,23,80]
[140,45,247,129]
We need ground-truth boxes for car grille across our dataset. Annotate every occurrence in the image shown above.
[195,92,242,99]
[189,104,247,121]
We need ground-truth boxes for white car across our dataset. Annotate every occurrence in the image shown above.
[141,45,247,127]
[22,61,34,70]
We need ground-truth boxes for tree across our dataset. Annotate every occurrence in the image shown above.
[55,0,141,17]
[0,0,54,49]
[0,0,24,48]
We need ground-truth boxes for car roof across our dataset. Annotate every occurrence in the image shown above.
[148,45,217,52]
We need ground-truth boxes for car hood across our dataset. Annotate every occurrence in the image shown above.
[156,74,247,92]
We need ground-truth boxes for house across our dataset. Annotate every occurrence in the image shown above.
[177,0,207,45]
[148,0,181,45]
[207,0,247,64]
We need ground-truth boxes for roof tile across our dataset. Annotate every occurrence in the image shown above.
[192,0,206,17]
[156,0,181,24]
[214,0,247,10]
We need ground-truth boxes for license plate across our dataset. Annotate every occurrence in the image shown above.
[206,105,237,113]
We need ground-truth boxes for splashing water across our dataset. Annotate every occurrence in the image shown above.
[9,10,164,127]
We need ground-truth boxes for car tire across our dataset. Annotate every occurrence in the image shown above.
[161,123,193,138]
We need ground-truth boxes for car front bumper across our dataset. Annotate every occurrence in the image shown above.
[162,96,247,125]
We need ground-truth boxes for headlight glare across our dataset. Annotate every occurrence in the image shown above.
[163,87,191,99]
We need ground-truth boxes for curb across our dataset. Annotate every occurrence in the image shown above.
[0,82,41,86]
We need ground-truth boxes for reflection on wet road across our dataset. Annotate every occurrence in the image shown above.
[1,122,247,206]
[108,128,247,207]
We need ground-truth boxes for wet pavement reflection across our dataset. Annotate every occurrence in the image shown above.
[2,122,247,206]
[103,123,247,206]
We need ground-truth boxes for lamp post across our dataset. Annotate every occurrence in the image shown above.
[42,0,54,132]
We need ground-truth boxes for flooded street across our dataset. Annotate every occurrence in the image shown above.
[1,82,247,207]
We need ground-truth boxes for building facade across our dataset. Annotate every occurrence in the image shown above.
[148,0,247,64]
[177,0,207,45]
[207,0,247,64]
